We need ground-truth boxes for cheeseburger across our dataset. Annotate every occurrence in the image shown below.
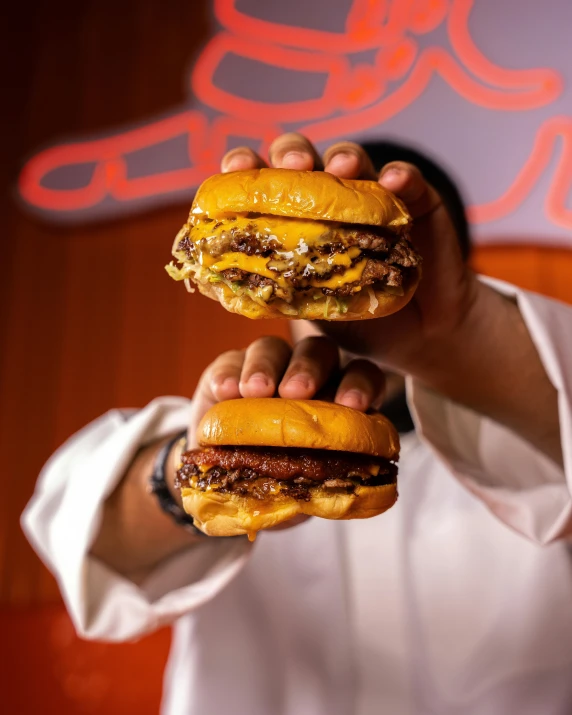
[166,168,421,320]
[175,398,399,540]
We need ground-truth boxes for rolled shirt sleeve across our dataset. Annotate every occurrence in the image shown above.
[21,397,252,642]
[408,276,572,545]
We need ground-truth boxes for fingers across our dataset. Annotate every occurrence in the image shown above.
[221,134,320,173]
[239,337,292,398]
[220,142,441,220]
[378,161,441,219]
[279,336,339,400]
[188,349,245,447]
[335,359,386,411]
[208,349,245,402]
[323,141,378,180]
[221,134,381,180]
[268,133,323,170]
[189,339,385,448]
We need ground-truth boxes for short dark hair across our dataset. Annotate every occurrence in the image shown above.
[361,140,471,261]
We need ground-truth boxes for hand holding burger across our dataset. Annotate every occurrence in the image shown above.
[167,168,421,320]
[180,335,393,539]
[206,135,561,468]
[178,397,398,540]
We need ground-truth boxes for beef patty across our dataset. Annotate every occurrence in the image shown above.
[176,221,421,302]
[176,446,397,502]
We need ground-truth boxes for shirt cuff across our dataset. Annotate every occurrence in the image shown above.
[407,276,572,545]
[22,396,252,641]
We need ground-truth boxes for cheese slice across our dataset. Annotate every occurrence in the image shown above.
[312,260,367,289]
[326,246,361,267]
[191,217,369,291]
[207,252,287,288]
[191,215,331,251]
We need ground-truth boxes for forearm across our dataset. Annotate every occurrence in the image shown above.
[90,435,201,584]
[411,282,562,466]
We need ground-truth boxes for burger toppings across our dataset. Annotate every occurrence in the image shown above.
[167,214,420,310]
[176,446,397,501]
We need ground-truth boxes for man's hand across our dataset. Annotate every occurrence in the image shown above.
[188,335,385,447]
[91,336,385,580]
[220,133,478,372]
[187,335,385,532]
[220,135,562,466]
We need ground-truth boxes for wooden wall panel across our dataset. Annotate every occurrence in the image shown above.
[0,605,171,714]
[1,0,287,606]
[471,246,572,304]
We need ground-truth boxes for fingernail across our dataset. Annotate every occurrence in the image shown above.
[212,376,239,395]
[282,151,308,169]
[338,390,366,410]
[379,167,403,187]
[326,152,356,172]
[285,373,310,389]
[222,154,247,172]
[247,372,269,387]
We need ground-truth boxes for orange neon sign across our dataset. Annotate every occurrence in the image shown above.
[17,0,572,238]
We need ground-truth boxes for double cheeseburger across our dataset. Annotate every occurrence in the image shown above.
[167,168,421,320]
[176,398,399,540]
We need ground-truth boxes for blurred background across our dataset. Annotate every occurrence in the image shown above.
[2,0,571,712]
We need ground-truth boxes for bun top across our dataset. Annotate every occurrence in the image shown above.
[190,168,411,230]
[198,398,400,459]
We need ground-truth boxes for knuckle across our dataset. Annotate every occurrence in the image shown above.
[299,334,336,352]
[286,357,315,376]
[210,349,243,373]
[221,348,245,362]
[250,335,290,352]
[345,359,384,384]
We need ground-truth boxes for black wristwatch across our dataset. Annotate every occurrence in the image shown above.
[148,432,205,535]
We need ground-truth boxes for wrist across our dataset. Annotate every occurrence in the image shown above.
[165,431,188,508]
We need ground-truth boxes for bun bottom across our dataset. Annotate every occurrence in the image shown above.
[189,266,420,321]
[182,483,398,539]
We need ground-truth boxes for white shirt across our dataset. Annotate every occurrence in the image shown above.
[22,278,572,715]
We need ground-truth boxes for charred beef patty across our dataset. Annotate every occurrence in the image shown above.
[176,446,397,501]
[175,220,421,303]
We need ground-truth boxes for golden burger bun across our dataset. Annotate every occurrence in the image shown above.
[177,399,400,539]
[167,169,421,321]
[182,482,398,539]
[198,398,399,458]
[190,169,411,228]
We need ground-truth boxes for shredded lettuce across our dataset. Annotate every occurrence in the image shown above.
[165,262,188,281]
[335,297,349,314]
[231,281,243,293]
[324,296,332,318]
[208,273,224,283]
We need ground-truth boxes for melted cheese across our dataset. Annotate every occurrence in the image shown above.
[327,246,361,267]
[207,252,288,288]
[191,215,332,251]
[191,217,367,291]
[312,260,367,289]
